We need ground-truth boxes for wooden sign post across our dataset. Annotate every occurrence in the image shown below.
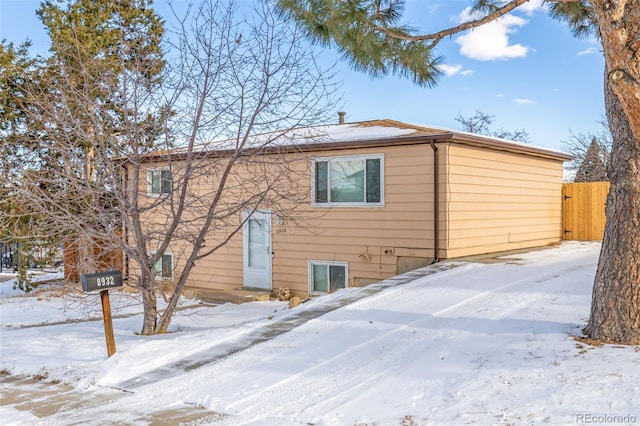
[81,270,123,358]
[100,289,117,357]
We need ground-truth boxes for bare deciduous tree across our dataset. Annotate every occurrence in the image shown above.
[3,0,338,335]
[455,109,531,144]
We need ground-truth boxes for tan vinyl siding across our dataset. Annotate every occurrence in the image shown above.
[271,144,438,293]
[138,143,440,295]
[133,133,567,297]
[444,144,563,258]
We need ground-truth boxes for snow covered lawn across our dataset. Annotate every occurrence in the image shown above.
[1,241,638,425]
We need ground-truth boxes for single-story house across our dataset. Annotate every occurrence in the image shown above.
[132,119,571,296]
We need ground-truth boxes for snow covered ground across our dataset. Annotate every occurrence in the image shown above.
[1,241,639,425]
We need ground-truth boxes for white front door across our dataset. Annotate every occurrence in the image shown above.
[243,210,272,289]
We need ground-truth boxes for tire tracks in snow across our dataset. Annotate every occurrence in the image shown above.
[36,262,466,425]
[40,253,597,425]
[188,258,596,424]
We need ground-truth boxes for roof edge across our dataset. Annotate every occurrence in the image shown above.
[134,119,571,163]
[449,133,572,161]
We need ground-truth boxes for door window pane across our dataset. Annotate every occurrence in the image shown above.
[248,219,265,244]
[248,218,266,269]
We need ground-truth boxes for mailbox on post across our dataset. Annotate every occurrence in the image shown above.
[82,270,123,292]
[81,270,123,357]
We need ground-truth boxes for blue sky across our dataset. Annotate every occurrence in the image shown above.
[1,0,605,151]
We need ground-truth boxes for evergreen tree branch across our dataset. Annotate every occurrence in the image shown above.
[388,0,529,48]
[276,0,586,86]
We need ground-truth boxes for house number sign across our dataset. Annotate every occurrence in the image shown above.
[81,270,123,292]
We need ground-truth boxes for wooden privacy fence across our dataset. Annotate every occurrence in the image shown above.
[64,237,123,283]
[562,181,609,241]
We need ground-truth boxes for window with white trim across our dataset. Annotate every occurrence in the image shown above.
[309,261,348,293]
[313,154,383,206]
[153,252,173,279]
[147,169,172,196]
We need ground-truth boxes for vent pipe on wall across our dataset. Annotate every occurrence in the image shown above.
[338,111,346,124]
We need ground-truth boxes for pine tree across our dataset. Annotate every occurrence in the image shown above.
[574,138,607,182]
[37,0,165,163]
[562,118,612,180]
[1,0,166,289]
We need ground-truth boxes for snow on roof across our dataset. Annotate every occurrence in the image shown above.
[190,119,440,151]
[151,119,570,161]
[303,123,415,141]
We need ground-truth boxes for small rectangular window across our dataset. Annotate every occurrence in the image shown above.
[153,252,173,279]
[309,261,348,293]
[312,155,383,206]
[148,169,172,196]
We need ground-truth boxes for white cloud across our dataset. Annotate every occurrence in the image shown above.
[436,64,475,77]
[496,93,505,98]
[514,98,535,104]
[578,47,599,56]
[455,8,530,61]
[437,64,463,77]
[516,0,546,15]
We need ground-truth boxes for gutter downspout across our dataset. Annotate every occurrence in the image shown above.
[430,139,440,263]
